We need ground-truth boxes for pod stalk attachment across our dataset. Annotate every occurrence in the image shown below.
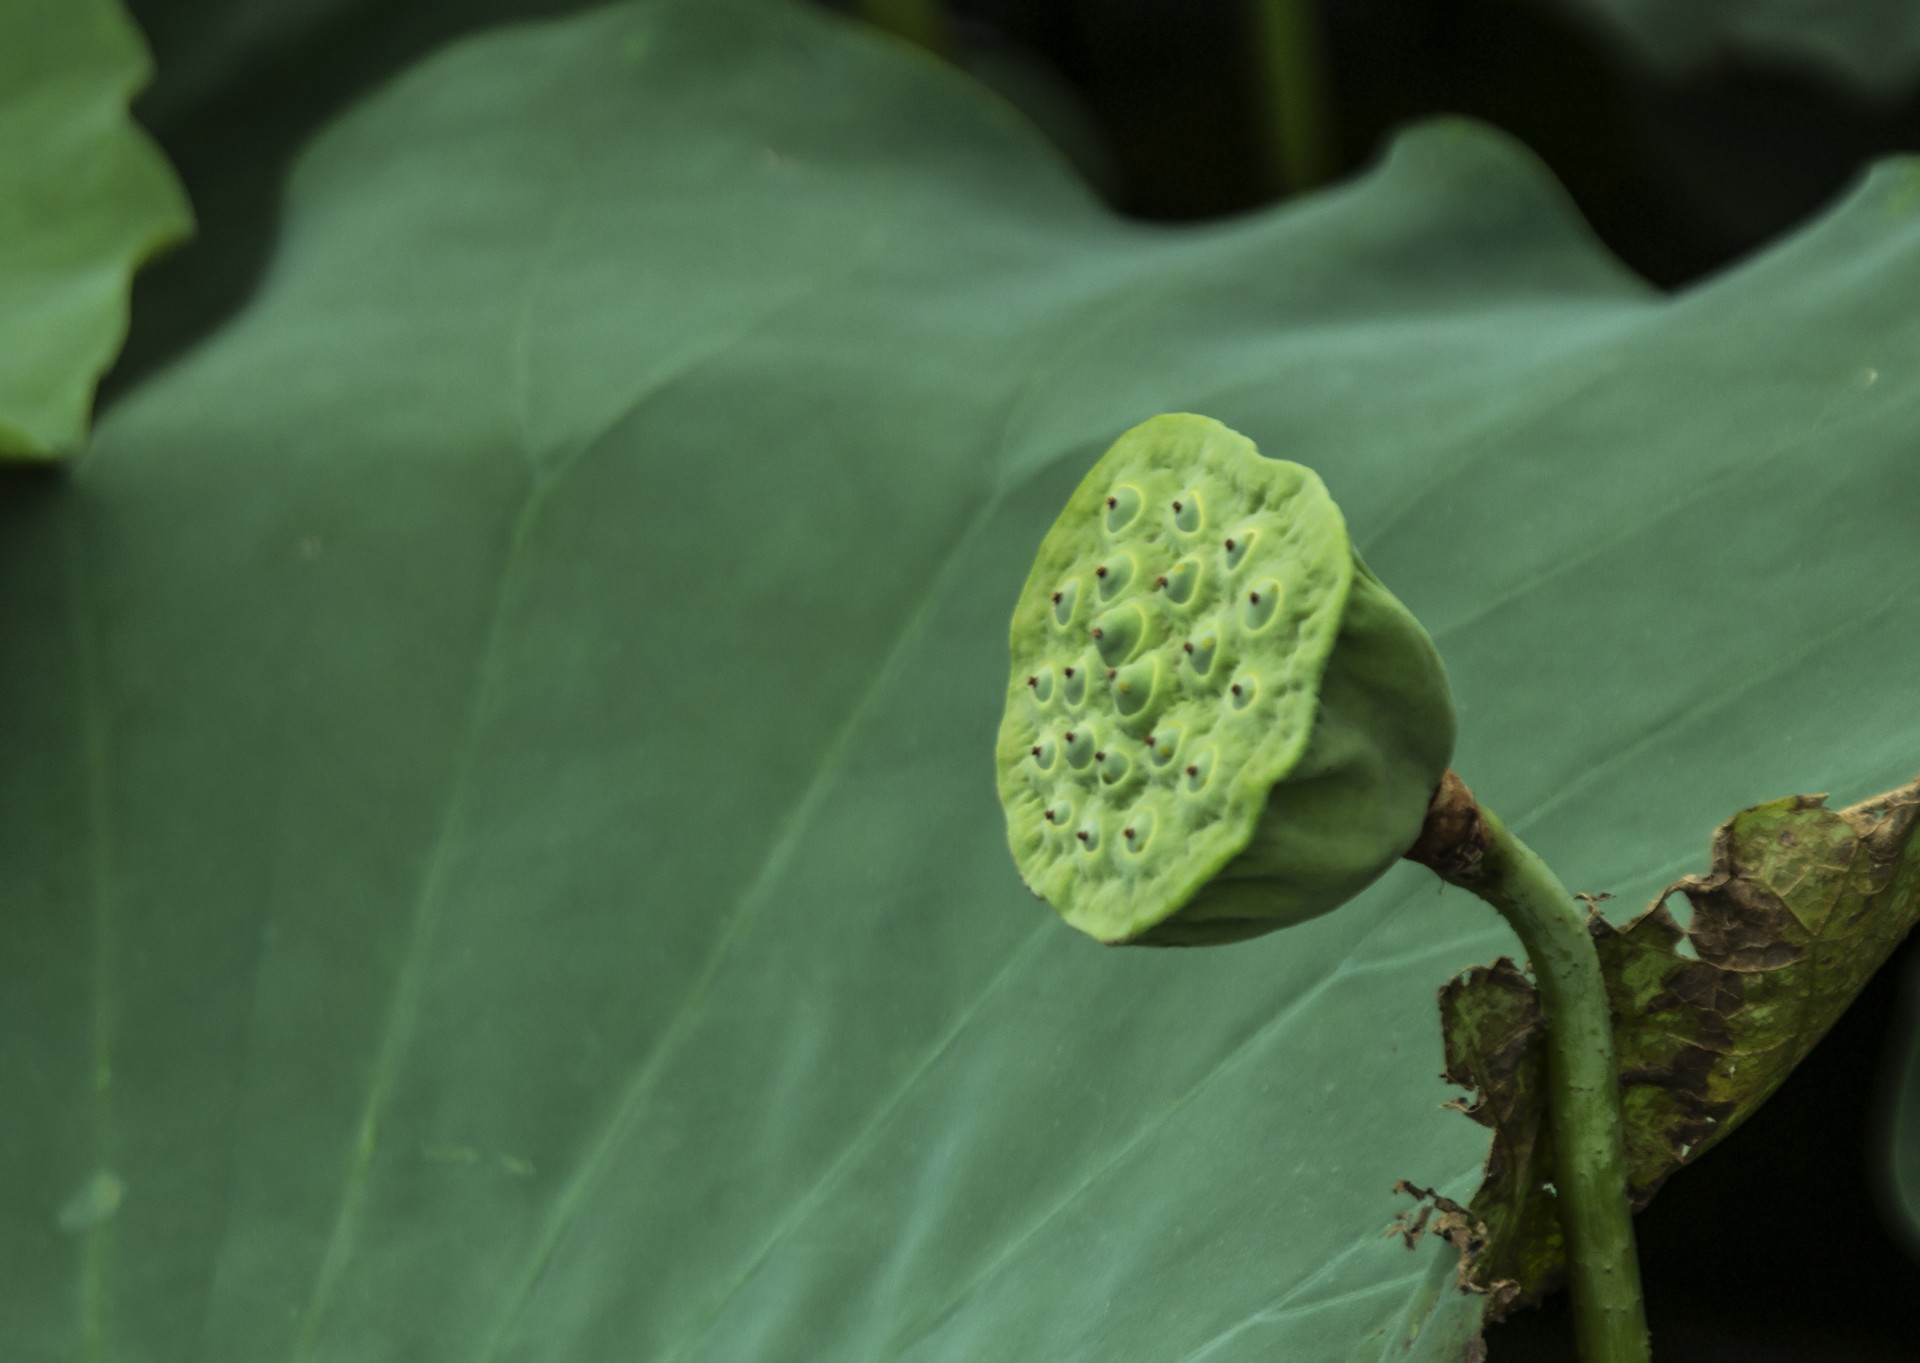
[1406,772,1651,1363]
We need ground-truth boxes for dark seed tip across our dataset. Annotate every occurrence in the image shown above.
[1064,667,1075,677]
[1030,746,1041,756]
[1249,592,1260,603]
[1224,538,1235,550]
[1094,751,1106,761]
[1124,828,1135,839]
[1090,628,1103,639]
[1050,591,1062,603]
[1231,684,1242,695]
[1105,496,1116,508]
[1182,642,1193,653]
[1185,765,1197,777]
[1172,500,1183,511]
[1076,831,1089,842]
[1106,668,1116,679]
[1095,566,1107,578]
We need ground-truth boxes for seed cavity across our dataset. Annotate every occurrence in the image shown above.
[1228,675,1257,712]
[1061,665,1087,707]
[1097,749,1132,785]
[1111,657,1158,718]
[1063,728,1097,770]
[1095,553,1135,600]
[1104,484,1144,533]
[1223,528,1257,571]
[1243,579,1281,632]
[1090,603,1147,666]
[1030,739,1056,771]
[1162,557,1200,605]
[1051,579,1081,628]
[1146,725,1181,766]
[1171,491,1203,534]
[1027,667,1056,703]
[1184,631,1218,677]
[1075,823,1101,852]
[1122,809,1155,854]
[1184,748,1216,792]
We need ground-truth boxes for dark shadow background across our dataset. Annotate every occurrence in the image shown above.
[110,2,1920,1358]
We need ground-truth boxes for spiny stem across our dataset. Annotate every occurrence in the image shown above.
[1409,772,1651,1363]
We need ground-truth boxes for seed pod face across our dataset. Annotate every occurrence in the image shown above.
[995,414,1455,945]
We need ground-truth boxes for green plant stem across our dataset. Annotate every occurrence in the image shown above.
[1249,0,1335,195]
[855,0,955,61]
[1461,807,1650,1363]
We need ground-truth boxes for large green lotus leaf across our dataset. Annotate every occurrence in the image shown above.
[1543,0,1920,99]
[0,0,190,457]
[4,3,1920,1361]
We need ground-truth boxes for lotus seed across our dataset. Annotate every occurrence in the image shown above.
[1051,581,1081,626]
[1163,557,1200,603]
[1243,580,1281,631]
[1104,485,1145,532]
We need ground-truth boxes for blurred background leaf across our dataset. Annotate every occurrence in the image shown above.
[0,0,188,457]
[1537,0,1920,102]
[1894,961,1920,1249]
[107,0,1920,404]
[6,3,1920,1361]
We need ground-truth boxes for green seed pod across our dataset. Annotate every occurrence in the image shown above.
[995,413,1455,946]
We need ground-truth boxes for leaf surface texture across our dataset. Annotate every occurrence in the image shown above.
[3,3,1920,1360]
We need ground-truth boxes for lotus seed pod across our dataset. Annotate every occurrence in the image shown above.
[994,413,1455,946]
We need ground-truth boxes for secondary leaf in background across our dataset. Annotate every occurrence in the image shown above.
[1542,0,1920,101]
[1896,966,1920,1245]
[2,3,1919,1361]
[1439,779,1920,1310]
[108,0,599,395]
[0,0,190,457]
